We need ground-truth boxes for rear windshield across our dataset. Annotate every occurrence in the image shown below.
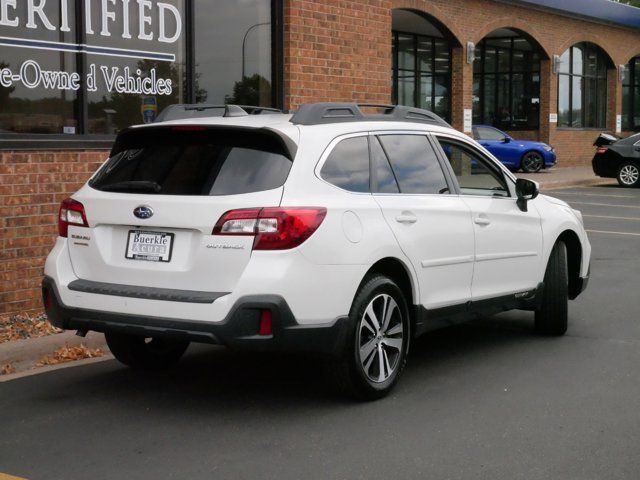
[90,127,292,196]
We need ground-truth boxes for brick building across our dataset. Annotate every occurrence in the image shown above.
[1,0,640,317]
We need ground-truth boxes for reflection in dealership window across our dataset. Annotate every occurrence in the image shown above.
[194,0,272,106]
[87,0,185,133]
[0,1,77,134]
[473,35,540,130]
[557,43,608,129]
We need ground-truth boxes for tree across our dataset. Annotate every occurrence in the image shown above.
[612,0,640,7]
[225,74,271,106]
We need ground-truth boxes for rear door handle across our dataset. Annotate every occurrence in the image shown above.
[396,214,417,224]
[474,216,491,226]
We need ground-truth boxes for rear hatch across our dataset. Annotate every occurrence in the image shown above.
[68,125,294,294]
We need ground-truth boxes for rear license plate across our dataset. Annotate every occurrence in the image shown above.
[125,230,174,262]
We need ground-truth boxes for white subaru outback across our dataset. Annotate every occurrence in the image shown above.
[43,103,591,399]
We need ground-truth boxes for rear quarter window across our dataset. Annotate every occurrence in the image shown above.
[320,136,370,193]
[90,127,292,196]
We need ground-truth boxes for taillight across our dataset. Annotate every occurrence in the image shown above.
[58,198,88,237]
[213,207,327,250]
[596,147,608,155]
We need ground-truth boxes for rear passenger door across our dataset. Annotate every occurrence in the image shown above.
[371,132,475,311]
[433,135,543,301]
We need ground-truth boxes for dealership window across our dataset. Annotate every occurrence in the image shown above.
[622,57,640,131]
[194,0,272,106]
[557,43,608,129]
[392,32,451,121]
[473,34,541,130]
[0,0,282,142]
[0,0,77,135]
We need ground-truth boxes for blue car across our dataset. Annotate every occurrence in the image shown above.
[472,125,556,173]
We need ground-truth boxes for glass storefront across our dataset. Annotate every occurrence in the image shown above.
[557,43,608,129]
[392,31,451,121]
[0,0,281,139]
[473,35,541,130]
[622,57,640,131]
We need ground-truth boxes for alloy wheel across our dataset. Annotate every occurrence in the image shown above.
[619,164,639,186]
[522,152,543,173]
[358,293,404,383]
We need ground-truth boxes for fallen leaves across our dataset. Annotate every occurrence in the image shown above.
[36,344,104,367]
[1,364,16,375]
[0,313,62,344]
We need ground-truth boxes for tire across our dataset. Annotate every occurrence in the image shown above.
[521,151,544,173]
[330,274,411,400]
[616,161,640,188]
[105,332,189,370]
[535,241,568,336]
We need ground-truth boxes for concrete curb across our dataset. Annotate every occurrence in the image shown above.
[0,330,108,379]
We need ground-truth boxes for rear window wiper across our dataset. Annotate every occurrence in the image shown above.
[98,181,162,193]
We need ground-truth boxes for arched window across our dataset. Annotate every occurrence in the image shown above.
[622,57,640,131]
[557,43,608,128]
[391,10,453,121]
[473,31,541,129]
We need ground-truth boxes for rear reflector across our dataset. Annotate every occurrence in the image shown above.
[258,310,273,336]
[58,198,88,237]
[596,147,608,154]
[213,207,327,250]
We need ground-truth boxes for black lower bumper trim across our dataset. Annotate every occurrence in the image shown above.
[43,277,349,356]
[68,279,228,304]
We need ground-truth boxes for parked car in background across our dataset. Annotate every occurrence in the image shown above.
[472,125,556,173]
[592,132,640,188]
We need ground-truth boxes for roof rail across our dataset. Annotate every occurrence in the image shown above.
[155,104,284,122]
[289,103,451,128]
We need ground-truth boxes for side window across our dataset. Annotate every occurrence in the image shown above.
[370,136,400,193]
[377,135,449,194]
[475,126,506,141]
[320,136,370,192]
[436,138,509,197]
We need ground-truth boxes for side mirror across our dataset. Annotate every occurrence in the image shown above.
[515,178,539,212]
[502,136,511,144]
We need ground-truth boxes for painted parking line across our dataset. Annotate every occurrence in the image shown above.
[0,473,28,480]
[586,229,640,237]
[551,191,635,198]
[567,201,640,209]
[583,214,640,221]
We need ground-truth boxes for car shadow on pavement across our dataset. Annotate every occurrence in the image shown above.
[44,312,547,411]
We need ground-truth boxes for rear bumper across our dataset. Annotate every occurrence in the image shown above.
[42,276,349,357]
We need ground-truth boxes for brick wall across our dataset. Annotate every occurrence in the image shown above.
[0,151,108,318]
[284,0,640,164]
[284,0,393,110]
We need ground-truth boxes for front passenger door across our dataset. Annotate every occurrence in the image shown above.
[371,133,475,311]
[434,136,543,301]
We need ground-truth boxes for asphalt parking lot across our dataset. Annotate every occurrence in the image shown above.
[1,184,639,480]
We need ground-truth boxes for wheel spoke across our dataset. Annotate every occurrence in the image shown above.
[364,303,381,333]
[363,345,377,373]
[377,344,386,382]
[382,337,403,351]
[386,323,403,336]
[360,338,377,362]
[382,348,392,380]
[381,297,397,333]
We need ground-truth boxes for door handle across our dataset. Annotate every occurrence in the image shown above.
[474,216,491,226]
[396,214,417,224]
